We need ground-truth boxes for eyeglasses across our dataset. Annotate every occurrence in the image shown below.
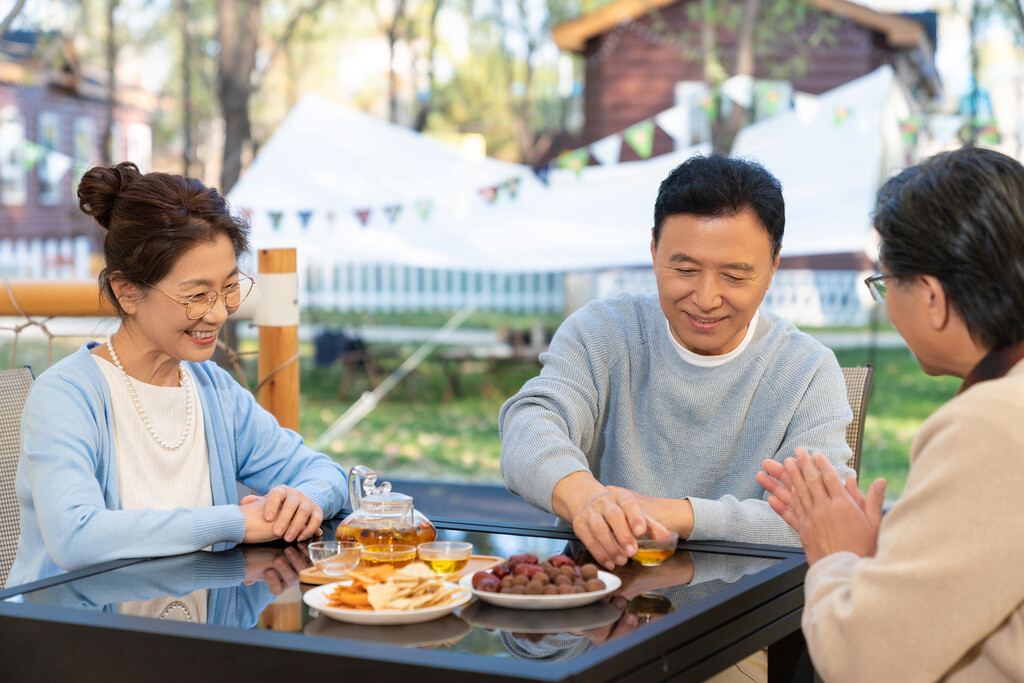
[146,273,255,320]
[864,273,895,302]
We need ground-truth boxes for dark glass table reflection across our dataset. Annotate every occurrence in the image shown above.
[0,519,812,682]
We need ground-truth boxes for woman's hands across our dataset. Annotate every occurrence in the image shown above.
[757,448,887,565]
[241,544,310,595]
[240,485,324,543]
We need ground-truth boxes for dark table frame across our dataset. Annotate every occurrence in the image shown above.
[0,517,812,683]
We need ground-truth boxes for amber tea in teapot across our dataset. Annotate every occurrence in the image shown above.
[336,465,436,547]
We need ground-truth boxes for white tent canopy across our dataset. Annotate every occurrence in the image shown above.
[732,65,913,259]
[232,67,910,275]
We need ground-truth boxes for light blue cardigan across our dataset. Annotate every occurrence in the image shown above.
[7,342,347,587]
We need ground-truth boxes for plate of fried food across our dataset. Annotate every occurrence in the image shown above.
[302,562,471,625]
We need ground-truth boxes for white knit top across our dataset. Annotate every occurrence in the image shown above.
[94,355,211,623]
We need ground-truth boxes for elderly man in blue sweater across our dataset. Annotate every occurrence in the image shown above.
[499,154,854,570]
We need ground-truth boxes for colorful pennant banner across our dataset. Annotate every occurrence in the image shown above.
[623,120,655,159]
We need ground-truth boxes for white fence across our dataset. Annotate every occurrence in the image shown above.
[0,237,93,281]
[295,261,567,314]
[592,267,874,327]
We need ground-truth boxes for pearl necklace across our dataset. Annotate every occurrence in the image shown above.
[105,333,193,451]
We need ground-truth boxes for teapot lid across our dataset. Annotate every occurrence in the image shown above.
[359,473,413,504]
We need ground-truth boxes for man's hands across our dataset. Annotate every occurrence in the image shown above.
[757,448,886,565]
[240,485,324,544]
[552,472,689,570]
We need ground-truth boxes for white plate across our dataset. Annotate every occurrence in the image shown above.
[303,581,471,625]
[458,571,621,610]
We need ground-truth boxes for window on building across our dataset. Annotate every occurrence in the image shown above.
[0,106,27,205]
[126,122,152,171]
[108,121,124,163]
[73,117,96,192]
[38,112,63,205]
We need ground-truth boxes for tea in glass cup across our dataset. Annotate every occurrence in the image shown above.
[417,541,473,576]
[630,531,679,566]
[308,541,363,576]
[361,544,417,569]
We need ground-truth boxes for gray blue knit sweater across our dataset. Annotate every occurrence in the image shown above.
[499,291,853,546]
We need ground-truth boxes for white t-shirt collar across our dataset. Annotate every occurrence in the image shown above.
[667,309,761,367]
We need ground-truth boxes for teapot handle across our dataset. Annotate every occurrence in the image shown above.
[348,465,377,512]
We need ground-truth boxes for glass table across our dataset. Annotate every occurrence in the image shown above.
[0,517,813,682]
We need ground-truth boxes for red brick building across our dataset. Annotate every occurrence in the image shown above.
[553,0,940,162]
[0,29,154,259]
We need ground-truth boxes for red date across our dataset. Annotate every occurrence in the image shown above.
[507,553,539,569]
[512,564,546,579]
[490,563,511,579]
[471,571,501,592]
[547,554,576,568]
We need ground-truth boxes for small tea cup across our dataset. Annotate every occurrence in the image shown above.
[417,541,473,576]
[362,544,417,569]
[308,541,363,576]
[630,531,680,567]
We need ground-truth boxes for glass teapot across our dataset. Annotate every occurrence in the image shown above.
[335,465,436,547]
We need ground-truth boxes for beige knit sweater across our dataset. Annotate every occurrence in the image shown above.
[802,361,1024,682]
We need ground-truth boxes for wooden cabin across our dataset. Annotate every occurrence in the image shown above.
[552,0,940,162]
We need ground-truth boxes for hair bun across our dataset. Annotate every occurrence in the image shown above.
[77,161,143,230]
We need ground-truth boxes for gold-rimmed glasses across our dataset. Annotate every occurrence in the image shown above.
[146,272,255,320]
[864,273,895,302]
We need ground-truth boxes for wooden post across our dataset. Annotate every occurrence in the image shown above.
[0,281,116,317]
[256,248,300,432]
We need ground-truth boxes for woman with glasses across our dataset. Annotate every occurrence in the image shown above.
[758,147,1024,681]
[8,162,347,586]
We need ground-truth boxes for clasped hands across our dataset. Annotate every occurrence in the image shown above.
[757,448,886,565]
[240,484,324,544]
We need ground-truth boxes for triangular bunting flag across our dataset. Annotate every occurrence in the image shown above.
[298,210,313,228]
[383,204,402,223]
[532,164,551,185]
[654,105,690,145]
[976,118,1000,145]
[22,141,46,171]
[556,149,589,177]
[794,93,820,125]
[503,177,521,199]
[833,106,853,127]
[699,92,719,122]
[354,208,372,226]
[415,199,433,222]
[40,150,73,186]
[479,186,498,204]
[623,120,655,159]
[720,74,755,110]
[898,115,922,148]
[268,211,283,230]
[588,134,622,167]
[238,207,253,223]
[754,81,783,117]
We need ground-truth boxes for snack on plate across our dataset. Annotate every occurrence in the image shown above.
[325,562,464,611]
[471,553,606,595]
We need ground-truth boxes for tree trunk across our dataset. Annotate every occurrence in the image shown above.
[386,0,408,123]
[707,0,759,154]
[413,0,443,132]
[177,0,193,177]
[218,0,261,194]
[101,0,119,165]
